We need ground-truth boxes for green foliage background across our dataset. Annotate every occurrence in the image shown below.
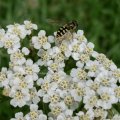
[0,0,120,119]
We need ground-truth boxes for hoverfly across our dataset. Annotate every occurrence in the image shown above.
[55,20,78,45]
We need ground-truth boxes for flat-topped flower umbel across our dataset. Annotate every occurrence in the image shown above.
[0,21,119,120]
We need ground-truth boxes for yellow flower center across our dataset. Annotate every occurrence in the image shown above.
[97,54,106,63]
[94,108,104,118]
[52,107,61,116]
[50,63,58,71]
[4,40,13,48]
[38,36,47,45]
[52,73,60,82]
[15,91,23,100]
[90,65,97,72]
[113,70,120,79]
[0,72,6,82]
[25,67,33,75]
[13,26,21,36]
[78,35,85,43]
[84,46,93,55]
[73,44,79,52]
[77,69,87,80]
[115,87,120,98]
[80,114,90,120]
[101,92,110,101]
[59,80,69,90]
[91,83,99,91]
[41,82,49,91]
[30,111,38,119]
[19,81,27,88]
[60,44,67,52]
[50,94,60,103]
[13,52,24,60]
[89,96,97,106]
[80,54,90,62]
[101,78,110,86]
[64,95,73,106]
[76,87,85,96]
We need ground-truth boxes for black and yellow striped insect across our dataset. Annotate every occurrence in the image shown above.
[55,20,78,45]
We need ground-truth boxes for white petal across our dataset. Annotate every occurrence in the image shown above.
[77,30,84,36]
[38,30,46,36]
[22,47,30,55]
[92,51,99,58]
[43,42,51,49]
[39,114,47,120]
[87,42,94,48]
[65,51,71,57]
[72,53,79,60]
[38,90,45,97]
[70,68,77,77]
[30,104,38,110]
[26,59,33,66]
[76,61,84,68]
[48,36,55,43]
[34,43,41,49]
[43,95,49,103]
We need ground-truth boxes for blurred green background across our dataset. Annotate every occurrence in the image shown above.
[0,0,120,119]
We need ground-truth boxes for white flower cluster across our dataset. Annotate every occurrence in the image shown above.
[0,21,120,120]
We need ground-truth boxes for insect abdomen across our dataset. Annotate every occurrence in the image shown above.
[56,26,68,37]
